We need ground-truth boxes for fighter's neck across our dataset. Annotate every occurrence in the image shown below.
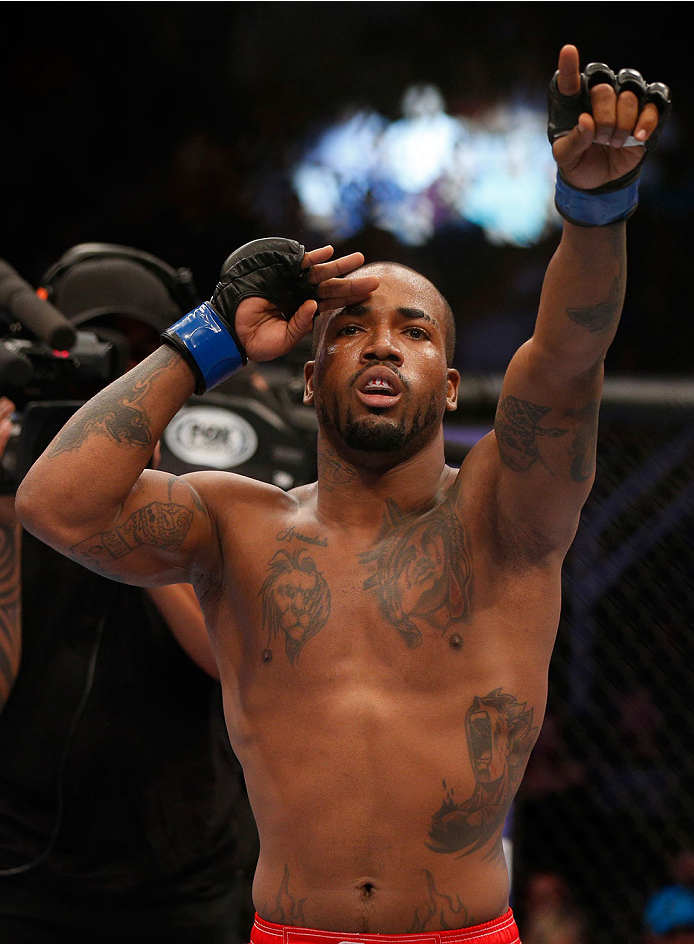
[313,430,455,529]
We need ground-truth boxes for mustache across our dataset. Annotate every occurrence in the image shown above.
[347,363,410,391]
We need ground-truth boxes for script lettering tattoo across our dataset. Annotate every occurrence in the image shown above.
[566,270,624,333]
[409,870,470,932]
[261,866,307,925]
[260,548,331,664]
[71,501,193,565]
[0,526,20,712]
[46,349,177,457]
[495,396,568,474]
[360,494,472,649]
[427,688,538,857]
[276,526,328,548]
[564,400,599,482]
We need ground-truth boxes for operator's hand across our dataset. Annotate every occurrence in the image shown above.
[0,398,17,528]
[235,246,379,362]
[552,45,663,191]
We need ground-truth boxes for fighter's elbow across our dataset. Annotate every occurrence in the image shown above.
[15,465,84,548]
[16,473,55,541]
[15,470,40,533]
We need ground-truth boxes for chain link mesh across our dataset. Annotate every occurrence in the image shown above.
[514,407,694,942]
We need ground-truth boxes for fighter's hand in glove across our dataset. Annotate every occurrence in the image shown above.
[236,245,379,362]
[550,44,670,192]
[162,240,379,394]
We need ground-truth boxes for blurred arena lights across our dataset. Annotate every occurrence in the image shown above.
[292,84,560,248]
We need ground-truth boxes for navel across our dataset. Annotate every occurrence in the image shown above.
[358,881,376,901]
[262,648,274,664]
[449,633,464,651]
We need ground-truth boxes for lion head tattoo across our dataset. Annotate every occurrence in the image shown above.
[260,548,331,664]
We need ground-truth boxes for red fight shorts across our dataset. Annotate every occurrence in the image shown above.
[251,909,520,944]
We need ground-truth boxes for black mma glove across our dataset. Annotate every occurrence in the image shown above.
[161,237,319,394]
[548,62,671,226]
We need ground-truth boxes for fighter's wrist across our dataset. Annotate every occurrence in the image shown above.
[161,301,247,395]
[554,171,640,227]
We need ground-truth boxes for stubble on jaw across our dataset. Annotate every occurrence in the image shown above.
[318,391,440,457]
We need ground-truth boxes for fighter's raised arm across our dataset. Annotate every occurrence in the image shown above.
[15,242,378,588]
[484,44,670,555]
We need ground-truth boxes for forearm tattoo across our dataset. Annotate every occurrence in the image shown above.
[360,494,473,649]
[46,348,177,457]
[566,264,625,334]
[0,526,21,711]
[495,395,568,474]
[71,501,193,566]
[427,688,537,857]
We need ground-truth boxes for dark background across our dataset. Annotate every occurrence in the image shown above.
[2,2,692,376]
[2,6,694,941]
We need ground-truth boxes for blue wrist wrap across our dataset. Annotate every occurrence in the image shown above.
[164,302,246,393]
[555,173,640,227]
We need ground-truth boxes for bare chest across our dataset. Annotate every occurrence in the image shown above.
[214,491,485,673]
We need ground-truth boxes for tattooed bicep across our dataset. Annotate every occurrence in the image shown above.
[71,500,195,566]
[71,474,211,572]
[494,395,568,475]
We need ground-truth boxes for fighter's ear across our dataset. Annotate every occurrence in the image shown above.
[446,369,460,412]
[304,360,315,405]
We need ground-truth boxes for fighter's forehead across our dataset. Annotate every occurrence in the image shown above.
[348,261,441,299]
[329,263,446,324]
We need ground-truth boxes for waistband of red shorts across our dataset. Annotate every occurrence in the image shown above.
[251,909,519,944]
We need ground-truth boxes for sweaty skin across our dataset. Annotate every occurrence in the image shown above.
[15,46,661,935]
[15,255,609,931]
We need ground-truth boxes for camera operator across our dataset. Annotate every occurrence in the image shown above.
[0,246,257,943]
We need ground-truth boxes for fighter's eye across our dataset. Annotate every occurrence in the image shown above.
[404,326,429,340]
[336,324,363,336]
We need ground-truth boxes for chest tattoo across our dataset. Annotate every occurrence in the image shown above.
[276,526,328,548]
[259,548,331,664]
[360,495,473,648]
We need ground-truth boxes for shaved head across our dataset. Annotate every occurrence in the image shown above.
[312,262,456,365]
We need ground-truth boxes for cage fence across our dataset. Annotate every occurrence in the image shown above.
[506,388,694,944]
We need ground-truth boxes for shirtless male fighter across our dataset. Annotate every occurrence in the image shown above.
[16,46,670,944]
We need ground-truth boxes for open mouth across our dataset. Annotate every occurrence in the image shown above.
[355,369,403,409]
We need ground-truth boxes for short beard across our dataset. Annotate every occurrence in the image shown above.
[319,394,440,455]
